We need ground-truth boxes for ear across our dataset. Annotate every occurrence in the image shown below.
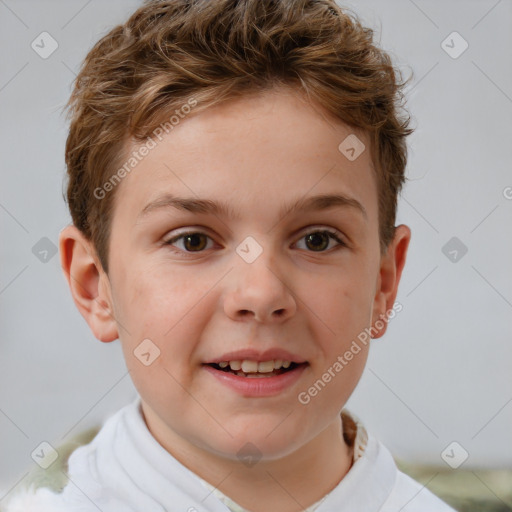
[58,224,119,343]
[370,224,411,339]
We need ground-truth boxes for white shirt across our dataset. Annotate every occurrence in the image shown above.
[3,395,456,512]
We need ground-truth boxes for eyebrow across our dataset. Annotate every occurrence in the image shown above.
[136,192,367,223]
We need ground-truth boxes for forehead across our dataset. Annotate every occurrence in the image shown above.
[111,88,377,226]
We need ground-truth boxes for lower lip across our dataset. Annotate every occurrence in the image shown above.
[203,364,308,397]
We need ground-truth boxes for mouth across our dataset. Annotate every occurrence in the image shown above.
[205,359,306,378]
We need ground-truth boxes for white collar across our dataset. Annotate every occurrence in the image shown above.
[69,395,397,511]
[6,395,400,512]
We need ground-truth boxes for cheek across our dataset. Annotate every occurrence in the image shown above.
[313,269,375,337]
[325,346,369,409]
[115,268,202,336]
[298,341,369,422]
[117,270,217,377]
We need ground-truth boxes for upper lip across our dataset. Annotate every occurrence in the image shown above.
[204,348,307,364]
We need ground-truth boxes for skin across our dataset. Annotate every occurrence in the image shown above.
[59,87,410,512]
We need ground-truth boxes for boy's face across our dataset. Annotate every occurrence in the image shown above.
[61,88,410,463]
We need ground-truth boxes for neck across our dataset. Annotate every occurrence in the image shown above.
[147,414,354,512]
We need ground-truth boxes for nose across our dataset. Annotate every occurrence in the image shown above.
[223,253,297,323]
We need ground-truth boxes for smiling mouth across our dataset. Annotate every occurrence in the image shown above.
[205,360,307,378]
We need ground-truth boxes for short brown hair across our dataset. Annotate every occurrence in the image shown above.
[64,0,414,274]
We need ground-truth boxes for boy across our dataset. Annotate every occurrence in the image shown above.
[3,0,456,510]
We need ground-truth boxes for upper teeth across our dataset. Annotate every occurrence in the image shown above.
[217,359,292,373]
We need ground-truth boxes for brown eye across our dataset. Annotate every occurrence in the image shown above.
[305,232,329,251]
[184,233,208,251]
[295,229,345,252]
[164,232,213,253]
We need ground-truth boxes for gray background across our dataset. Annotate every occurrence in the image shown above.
[1,0,511,500]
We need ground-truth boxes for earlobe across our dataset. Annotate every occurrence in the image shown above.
[370,225,411,339]
[58,225,119,343]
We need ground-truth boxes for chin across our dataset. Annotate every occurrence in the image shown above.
[200,419,309,463]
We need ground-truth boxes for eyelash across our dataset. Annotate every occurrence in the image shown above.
[162,228,347,256]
